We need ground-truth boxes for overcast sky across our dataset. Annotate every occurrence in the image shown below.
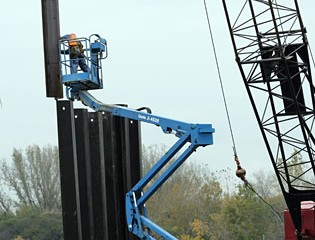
[1,0,315,179]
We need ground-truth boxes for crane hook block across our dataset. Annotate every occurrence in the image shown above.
[235,155,247,182]
[236,166,246,180]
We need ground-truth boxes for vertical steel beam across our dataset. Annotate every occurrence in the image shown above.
[89,112,109,240]
[102,113,142,240]
[41,0,63,98]
[123,118,142,240]
[102,112,121,239]
[125,119,142,190]
[74,109,94,240]
[114,116,132,240]
[56,100,82,240]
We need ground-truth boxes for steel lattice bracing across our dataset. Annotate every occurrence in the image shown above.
[222,0,315,237]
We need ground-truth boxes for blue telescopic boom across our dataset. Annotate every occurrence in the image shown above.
[59,35,215,239]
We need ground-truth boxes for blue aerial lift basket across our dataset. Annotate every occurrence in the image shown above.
[59,34,108,91]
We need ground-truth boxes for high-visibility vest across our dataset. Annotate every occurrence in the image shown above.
[69,33,78,46]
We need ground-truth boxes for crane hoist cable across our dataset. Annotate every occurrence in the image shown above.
[202,0,283,221]
[202,0,247,182]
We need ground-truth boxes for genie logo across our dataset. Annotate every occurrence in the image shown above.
[138,114,160,124]
[138,114,147,120]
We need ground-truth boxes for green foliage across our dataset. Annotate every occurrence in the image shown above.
[142,144,286,239]
[279,148,312,189]
[288,149,304,177]
[0,145,63,239]
[142,144,225,237]
[218,185,284,240]
[0,144,60,212]
[180,219,210,240]
[0,143,289,239]
[0,208,63,240]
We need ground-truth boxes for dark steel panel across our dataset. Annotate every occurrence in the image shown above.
[57,103,142,240]
[114,116,130,240]
[56,100,81,240]
[102,113,141,240]
[126,119,142,189]
[121,119,142,240]
[41,0,63,98]
[124,119,142,240]
[280,45,306,114]
[102,112,121,239]
[89,112,108,240]
[74,109,94,240]
[115,115,142,240]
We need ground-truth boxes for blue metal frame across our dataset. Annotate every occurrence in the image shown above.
[59,35,215,240]
[68,89,214,239]
[59,35,107,90]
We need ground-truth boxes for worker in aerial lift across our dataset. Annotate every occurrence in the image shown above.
[60,33,89,74]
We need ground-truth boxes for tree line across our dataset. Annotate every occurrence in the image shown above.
[0,144,288,239]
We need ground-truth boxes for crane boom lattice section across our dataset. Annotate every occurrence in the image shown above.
[222,0,315,236]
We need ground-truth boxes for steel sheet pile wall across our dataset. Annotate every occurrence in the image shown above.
[57,100,141,240]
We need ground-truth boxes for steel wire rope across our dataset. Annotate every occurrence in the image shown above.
[203,0,284,221]
[203,0,246,182]
[202,0,238,157]
[246,181,283,221]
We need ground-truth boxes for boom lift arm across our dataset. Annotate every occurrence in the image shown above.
[59,35,214,239]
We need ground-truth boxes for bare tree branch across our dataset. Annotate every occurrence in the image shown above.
[0,145,60,212]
